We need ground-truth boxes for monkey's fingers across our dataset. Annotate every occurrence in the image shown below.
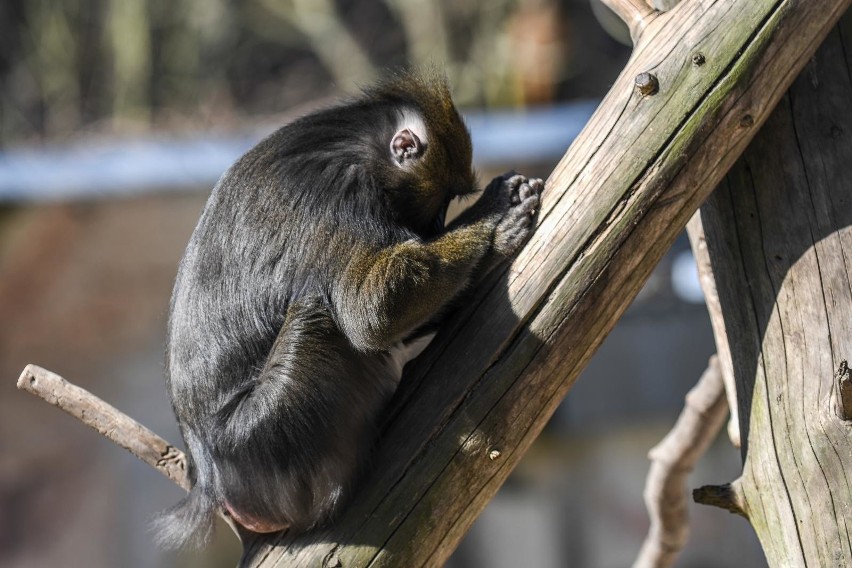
[506,174,530,205]
[522,178,544,215]
[516,189,540,218]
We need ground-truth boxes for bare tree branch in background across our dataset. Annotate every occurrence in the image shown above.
[257,0,376,88]
[385,0,450,71]
[687,213,741,447]
[107,0,152,123]
[633,357,728,568]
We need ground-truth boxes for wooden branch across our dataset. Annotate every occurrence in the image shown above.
[686,214,741,447]
[17,364,190,491]
[17,364,254,542]
[633,356,728,568]
[692,482,747,517]
[238,1,852,566]
[694,10,852,564]
[599,0,656,42]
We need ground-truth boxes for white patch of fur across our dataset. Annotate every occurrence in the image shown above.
[385,332,437,384]
[397,108,428,147]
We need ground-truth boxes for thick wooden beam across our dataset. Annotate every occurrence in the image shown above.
[241,1,852,566]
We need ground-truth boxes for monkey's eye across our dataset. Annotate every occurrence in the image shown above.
[390,128,424,166]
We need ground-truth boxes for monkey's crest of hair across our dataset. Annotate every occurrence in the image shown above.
[363,68,456,115]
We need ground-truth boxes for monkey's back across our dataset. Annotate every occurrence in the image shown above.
[165,102,414,429]
[155,72,495,546]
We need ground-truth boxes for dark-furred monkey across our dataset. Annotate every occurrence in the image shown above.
[156,71,542,548]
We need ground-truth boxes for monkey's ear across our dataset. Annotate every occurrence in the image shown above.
[390,128,424,166]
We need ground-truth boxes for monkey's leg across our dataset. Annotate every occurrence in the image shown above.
[210,301,396,533]
[335,175,542,352]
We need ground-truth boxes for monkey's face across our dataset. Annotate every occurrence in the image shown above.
[386,105,476,239]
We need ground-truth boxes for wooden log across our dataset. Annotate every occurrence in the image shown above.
[239,1,852,566]
[692,11,852,565]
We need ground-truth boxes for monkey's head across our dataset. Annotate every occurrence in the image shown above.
[366,72,476,238]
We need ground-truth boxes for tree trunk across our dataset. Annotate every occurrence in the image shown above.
[238,1,852,566]
[693,11,852,566]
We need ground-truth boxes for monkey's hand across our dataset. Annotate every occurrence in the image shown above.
[483,173,543,257]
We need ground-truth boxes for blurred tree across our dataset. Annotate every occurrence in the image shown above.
[0,0,628,146]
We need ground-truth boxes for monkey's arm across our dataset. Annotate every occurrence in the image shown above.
[335,175,541,352]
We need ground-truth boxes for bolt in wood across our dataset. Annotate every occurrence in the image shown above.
[635,72,660,96]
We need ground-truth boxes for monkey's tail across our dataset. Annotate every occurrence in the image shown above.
[151,483,218,550]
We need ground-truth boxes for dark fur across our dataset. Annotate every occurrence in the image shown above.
[154,72,542,549]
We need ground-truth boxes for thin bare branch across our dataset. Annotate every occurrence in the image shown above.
[687,213,741,448]
[17,364,190,489]
[633,356,729,568]
[17,364,252,541]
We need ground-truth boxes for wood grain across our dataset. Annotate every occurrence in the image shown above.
[695,12,852,565]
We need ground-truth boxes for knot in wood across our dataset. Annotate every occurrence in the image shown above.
[635,72,660,96]
[835,360,852,421]
[739,114,754,128]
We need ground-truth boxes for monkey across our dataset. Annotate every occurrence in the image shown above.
[154,71,543,549]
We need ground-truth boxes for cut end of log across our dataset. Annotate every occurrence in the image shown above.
[599,0,657,43]
[693,483,747,518]
[17,364,36,390]
[17,364,52,393]
[653,0,683,11]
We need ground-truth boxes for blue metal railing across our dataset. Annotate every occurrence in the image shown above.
[0,101,599,202]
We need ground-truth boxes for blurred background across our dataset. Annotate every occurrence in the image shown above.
[0,0,767,566]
